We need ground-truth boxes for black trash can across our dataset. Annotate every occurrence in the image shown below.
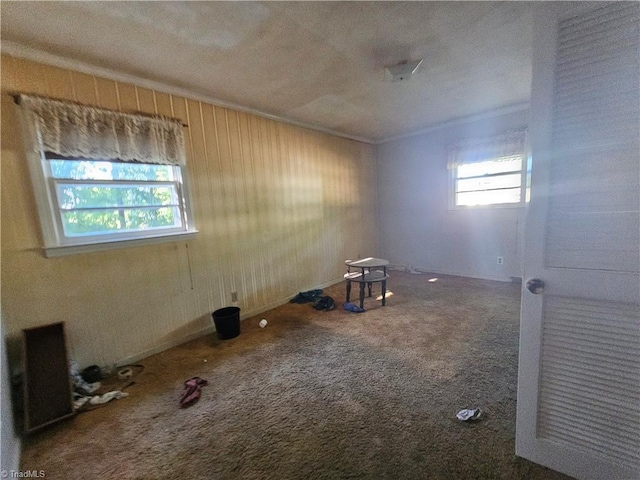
[212,306,241,340]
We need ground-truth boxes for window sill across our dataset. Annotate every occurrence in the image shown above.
[43,230,198,258]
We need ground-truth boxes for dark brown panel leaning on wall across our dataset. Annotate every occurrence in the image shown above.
[22,322,75,433]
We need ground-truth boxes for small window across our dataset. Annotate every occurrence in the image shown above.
[448,130,528,208]
[18,94,197,256]
[454,154,525,207]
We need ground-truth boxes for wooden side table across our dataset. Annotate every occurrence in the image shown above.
[344,257,390,309]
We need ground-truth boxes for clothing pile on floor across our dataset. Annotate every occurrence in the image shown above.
[70,360,130,411]
[290,289,335,311]
[289,289,323,303]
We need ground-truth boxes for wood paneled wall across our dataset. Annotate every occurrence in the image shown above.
[0,55,378,366]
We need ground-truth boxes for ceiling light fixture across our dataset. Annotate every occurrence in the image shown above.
[384,59,423,82]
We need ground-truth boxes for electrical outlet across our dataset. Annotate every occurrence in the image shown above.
[496,257,504,265]
[231,291,238,302]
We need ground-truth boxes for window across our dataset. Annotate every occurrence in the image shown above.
[454,154,524,206]
[448,130,528,208]
[49,157,190,238]
[19,94,197,256]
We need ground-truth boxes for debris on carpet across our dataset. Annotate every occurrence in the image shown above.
[70,360,101,395]
[456,408,483,421]
[389,264,422,274]
[180,377,208,408]
[118,367,134,380]
[71,361,143,412]
[80,365,102,383]
[74,391,129,410]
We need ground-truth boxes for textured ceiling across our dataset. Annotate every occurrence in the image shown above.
[1,1,534,143]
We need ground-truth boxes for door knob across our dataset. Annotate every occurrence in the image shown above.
[526,278,544,294]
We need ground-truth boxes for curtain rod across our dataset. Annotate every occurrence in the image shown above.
[9,93,189,128]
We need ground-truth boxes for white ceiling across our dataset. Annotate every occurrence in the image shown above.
[1,1,534,143]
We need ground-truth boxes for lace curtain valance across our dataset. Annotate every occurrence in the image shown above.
[20,94,186,165]
[448,129,527,168]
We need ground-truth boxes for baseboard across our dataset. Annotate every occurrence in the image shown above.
[389,264,517,283]
[115,277,344,367]
[115,325,218,367]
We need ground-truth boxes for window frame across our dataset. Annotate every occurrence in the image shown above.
[448,153,529,210]
[21,112,197,257]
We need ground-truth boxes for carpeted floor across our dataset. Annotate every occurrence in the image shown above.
[21,272,572,479]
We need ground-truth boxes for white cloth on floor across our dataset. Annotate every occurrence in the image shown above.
[88,390,129,406]
[73,396,90,410]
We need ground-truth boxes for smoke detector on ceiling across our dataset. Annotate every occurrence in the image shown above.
[384,59,423,82]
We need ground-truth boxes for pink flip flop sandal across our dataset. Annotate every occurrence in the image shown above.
[180,377,208,408]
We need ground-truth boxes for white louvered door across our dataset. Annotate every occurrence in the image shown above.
[517,3,640,480]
